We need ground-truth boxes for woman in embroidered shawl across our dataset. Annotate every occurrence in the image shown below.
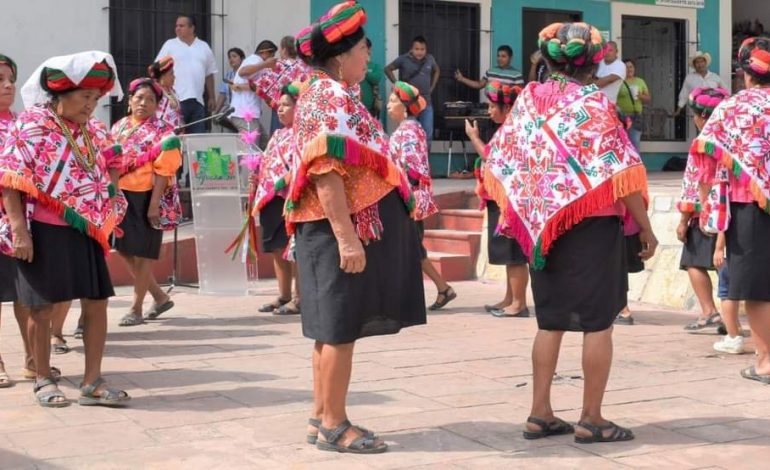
[682,88,745,354]
[483,23,657,443]
[290,1,424,454]
[465,81,530,318]
[0,54,69,388]
[673,87,729,333]
[0,53,25,388]
[252,83,301,316]
[148,56,182,129]
[387,81,455,310]
[112,78,182,327]
[0,51,130,407]
[691,37,770,383]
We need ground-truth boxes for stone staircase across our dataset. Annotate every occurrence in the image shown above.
[423,191,483,281]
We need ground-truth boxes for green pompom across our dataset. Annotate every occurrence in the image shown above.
[546,41,564,62]
[564,41,585,59]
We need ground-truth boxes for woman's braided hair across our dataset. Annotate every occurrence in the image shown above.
[538,22,606,77]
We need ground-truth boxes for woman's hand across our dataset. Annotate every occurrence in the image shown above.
[454,69,464,81]
[676,220,688,243]
[338,234,366,273]
[12,227,33,263]
[147,201,161,229]
[638,229,658,261]
[713,246,725,269]
[465,119,479,141]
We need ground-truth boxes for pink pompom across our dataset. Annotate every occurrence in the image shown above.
[240,152,262,172]
[242,110,255,123]
[240,130,260,147]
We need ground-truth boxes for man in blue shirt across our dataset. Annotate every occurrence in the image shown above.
[385,36,441,145]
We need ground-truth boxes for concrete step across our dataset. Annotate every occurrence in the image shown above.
[438,209,484,231]
[422,229,481,258]
[425,251,475,282]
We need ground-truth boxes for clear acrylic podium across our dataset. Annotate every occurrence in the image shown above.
[183,133,251,296]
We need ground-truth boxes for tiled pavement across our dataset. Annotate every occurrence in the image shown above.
[1,280,769,469]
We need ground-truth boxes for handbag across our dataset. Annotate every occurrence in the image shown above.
[702,167,731,234]
[157,183,182,231]
[621,81,644,132]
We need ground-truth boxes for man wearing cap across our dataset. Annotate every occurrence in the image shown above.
[156,14,218,134]
[675,51,726,116]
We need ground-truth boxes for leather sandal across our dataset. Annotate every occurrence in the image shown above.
[259,297,291,313]
[316,419,387,454]
[78,377,130,407]
[306,418,376,445]
[51,335,70,355]
[523,416,574,439]
[428,286,457,311]
[575,420,634,444]
[33,377,69,408]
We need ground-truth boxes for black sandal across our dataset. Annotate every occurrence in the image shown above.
[145,299,175,320]
[523,416,574,440]
[316,419,387,454]
[428,286,457,311]
[684,312,722,331]
[575,420,634,444]
[259,297,291,313]
[306,418,376,445]
[740,366,770,384]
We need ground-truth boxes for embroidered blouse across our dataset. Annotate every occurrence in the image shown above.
[111,115,182,192]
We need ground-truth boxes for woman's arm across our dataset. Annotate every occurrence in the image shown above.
[147,174,168,228]
[2,188,33,262]
[464,119,486,157]
[621,192,658,260]
[315,172,366,273]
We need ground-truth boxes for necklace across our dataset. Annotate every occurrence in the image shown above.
[50,107,97,172]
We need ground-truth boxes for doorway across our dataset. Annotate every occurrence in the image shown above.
[521,8,582,75]
[399,0,481,141]
[108,0,212,124]
[621,16,687,142]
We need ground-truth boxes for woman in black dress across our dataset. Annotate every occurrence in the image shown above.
[465,81,530,318]
[289,1,426,453]
[483,23,657,443]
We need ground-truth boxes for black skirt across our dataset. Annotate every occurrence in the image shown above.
[0,253,17,302]
[295,190,427,344]
[726,203,770,301]
[530,216,626,332]
[415,220,427,260]
[679,221,716,270]
[16,221,114,308]
[259,196,290,253]
[625,233,645,274]
[114,190,163,260]
[486,201,528,266]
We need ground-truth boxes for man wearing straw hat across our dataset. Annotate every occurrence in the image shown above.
[674,51,726,116]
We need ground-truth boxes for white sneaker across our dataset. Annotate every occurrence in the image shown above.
[713,335,745,354]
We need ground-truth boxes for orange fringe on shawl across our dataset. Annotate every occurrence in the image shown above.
[0,172,119,253]
[284,133,415,234]
[482,164,648,269]
[691,139,770,213]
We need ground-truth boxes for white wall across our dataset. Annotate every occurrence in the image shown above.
[2,0,111,122]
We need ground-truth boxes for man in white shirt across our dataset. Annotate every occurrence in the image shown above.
[230,40,277,146]
[156,15,217,134]
[675,52,726,116]
[594,41,626,104]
